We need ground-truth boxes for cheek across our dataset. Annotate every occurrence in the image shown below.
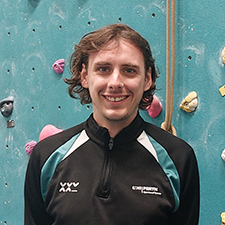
[127,79,146,93]
[88,77,107,94]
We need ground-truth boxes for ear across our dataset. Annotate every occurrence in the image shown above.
[144,67,152,91]
[80,63,89,88]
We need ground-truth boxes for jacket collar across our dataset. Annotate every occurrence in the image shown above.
[85,113,144,147]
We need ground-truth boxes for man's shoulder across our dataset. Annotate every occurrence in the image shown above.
[143,121,194,160]
[143,121,198,178]
[30,121,86,165]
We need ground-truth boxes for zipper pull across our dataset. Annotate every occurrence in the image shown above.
[109,138,114,150]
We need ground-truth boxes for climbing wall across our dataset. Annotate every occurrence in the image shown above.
[0,0,225,224]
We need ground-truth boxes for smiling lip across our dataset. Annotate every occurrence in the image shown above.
[104,96,128,102]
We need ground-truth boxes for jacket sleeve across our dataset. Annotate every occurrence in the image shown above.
[24,145,54,225]
[167,145,200,225]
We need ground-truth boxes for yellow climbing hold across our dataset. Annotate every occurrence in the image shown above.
[180,91,198,112]
[221,212,225,225]
[219,85,225,97]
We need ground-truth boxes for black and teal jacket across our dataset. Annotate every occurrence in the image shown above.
[24,114,199,225]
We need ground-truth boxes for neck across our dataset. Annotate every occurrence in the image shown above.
[93,113,138,138]
[104,121,126,138]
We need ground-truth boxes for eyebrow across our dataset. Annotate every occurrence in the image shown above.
[121,64,140,69]
[93,62,112,67]
[93,62,140,69]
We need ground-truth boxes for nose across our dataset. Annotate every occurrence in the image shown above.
[107,70,124,90]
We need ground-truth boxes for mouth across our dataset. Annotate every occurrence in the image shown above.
[104,96,128,102]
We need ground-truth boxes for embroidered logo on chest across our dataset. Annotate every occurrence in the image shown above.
[59,182,80,193]
[132,186,162,195]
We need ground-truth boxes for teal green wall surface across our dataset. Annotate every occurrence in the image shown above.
[1,0,225,224]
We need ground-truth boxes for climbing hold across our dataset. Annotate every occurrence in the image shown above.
[25,141,37,155]
[219,85,225,97]
[0,96,14,117]
[25,125,63,155]
[221,149,225,162]
[146,95,162,118]
[52,59,65,74]
[39,124,63,141]
[221,212,225,225]
[180,91,198,112]
[222,47,225,64]
[7,120,15,128]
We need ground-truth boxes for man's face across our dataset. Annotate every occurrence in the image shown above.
[81,40,152,128]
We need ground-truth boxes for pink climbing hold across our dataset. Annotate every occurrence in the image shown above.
[25,141,37,155]
[146,95,162,118]
[25,125,63,155]
[52,59,65,74]
[39,124,63,141]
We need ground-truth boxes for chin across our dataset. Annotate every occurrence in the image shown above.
[103,111,125,121]
[104,110,134,123]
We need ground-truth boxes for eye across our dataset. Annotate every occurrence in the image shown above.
[99,67,109,72]
[125,68,135,73]
[95,66,112,75]
[123,67,137,75]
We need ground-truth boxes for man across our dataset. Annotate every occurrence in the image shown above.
[24,23,199,224]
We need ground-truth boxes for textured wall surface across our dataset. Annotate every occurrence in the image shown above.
[0,0,225,224]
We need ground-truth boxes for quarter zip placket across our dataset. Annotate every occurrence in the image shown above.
[109,138,114,150]
[97,138,114,198]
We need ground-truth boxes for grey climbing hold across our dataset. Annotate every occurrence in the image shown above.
[0,96,14,117]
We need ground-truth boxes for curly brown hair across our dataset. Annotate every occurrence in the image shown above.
[64,23,158,110]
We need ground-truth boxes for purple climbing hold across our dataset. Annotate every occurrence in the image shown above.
[25,141,37,155]
[52,59,65,74]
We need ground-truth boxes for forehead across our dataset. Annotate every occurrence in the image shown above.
[88,40,145,67]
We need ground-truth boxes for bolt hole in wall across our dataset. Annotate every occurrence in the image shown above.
[88,18,123,23]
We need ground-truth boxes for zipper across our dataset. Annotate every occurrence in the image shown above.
[97,138,114,198]
[109,138,114,150]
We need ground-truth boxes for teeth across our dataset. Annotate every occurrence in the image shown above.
[106,96,126,102]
